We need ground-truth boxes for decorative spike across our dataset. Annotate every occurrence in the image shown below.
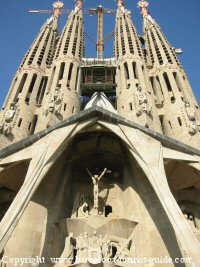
[138,0,149,16]
[75,0,83,11]
[53,1,64,17]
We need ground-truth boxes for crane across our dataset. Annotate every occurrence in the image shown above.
[28,1,69,18]
[89,6,115,59]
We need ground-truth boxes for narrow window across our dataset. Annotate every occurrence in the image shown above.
[163,72,173,92]
[129,103,133,110]
[171,96,176,103]
[75,67,79,91]
[64,103,67,111]
[30,115,38,134]
[28,122,32,131]
[36,77,48,105]
[177,117,182,126]
[173,72,182,92]
[18,118,22,127]
[168,121,172,129]
[132,62,138,79]
[159,115,164,131]
[72,106,75,113]
[124,62,129,80]
[67,63,74,85]
[14,73,28,102]
[59,62,65,80]
[25,74,37,104]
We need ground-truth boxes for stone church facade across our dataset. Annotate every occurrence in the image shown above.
[0,0,200,266]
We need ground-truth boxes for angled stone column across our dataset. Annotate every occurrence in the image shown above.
[98,121,200,266]
[0,123,77,253]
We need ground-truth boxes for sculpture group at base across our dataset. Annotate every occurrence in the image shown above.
[56,231,133,265]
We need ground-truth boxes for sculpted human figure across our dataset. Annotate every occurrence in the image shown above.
[76,233,88,263]
[86,168,107,213]
[135,85,152,117]
[61,233,74,263]
[45,87,63,116]
[185,102,199,135]
[0,103,17,136]
[101,235,112,260]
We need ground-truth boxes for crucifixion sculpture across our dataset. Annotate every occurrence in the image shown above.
[86,168,107,213]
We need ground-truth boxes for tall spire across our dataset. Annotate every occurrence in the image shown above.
[138,0,149,17]
[0,2,61,148]
[114,0,162,131]
[52,1,64,18]
[139,0,200,147]
[36,0,85,131]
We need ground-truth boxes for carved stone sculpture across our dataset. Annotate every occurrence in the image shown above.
[88,231,102,264]
[61,233,74,262]
[86,168,107,214]
[45,87,63,117]
[0,103,18,136]
[135,85,152,117]
[76,233,88,263]
[185,102,199,135]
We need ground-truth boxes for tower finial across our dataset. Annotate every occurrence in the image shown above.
[117,0,125,8]
[75,0,83,11]
[138,0,149,16]
[53,1,64,17]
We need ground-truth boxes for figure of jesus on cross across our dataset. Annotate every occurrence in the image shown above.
[86,168,107,214]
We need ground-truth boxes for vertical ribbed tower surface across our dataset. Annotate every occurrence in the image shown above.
[0,1,63,147]
[138,0,200,147]
[36,0,85,131]
[114,0,162,133]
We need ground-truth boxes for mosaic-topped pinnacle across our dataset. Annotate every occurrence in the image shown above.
[52,1,64,17]
[138,0,149,16]
[75,0,83,10]
[53,1,64,9]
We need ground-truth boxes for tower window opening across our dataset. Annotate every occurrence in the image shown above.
[159,115,165,133]
[124,62,129,80]
[163,72,173,92]
[75,67,80,91]
[64,103,67,111]
[14,73,28,102]
[150,77,156,96]
[72,106,75,113]
[67,63,74,85]
[59,62,65,81]
[36,76,48,105]
[28,122,32,131]
[30,115,38,134]
[168,121,172,129]
[171,96,176,103]
[177,117,182,126]
[129,103,133,111]
[25,74,37,104]
[132,62,138,79]
[18,118,22,128]
[173,72,182,92]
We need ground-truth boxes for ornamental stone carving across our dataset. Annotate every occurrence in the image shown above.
[135,85,152,117]
[185,102,200,135]
[45,87,63,117]
[0,103,18,136]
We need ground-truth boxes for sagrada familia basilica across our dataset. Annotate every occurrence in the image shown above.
[0,0,200,266]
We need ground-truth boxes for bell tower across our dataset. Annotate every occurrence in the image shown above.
[114,0,161,132]
[37,0,85,130]
[0,1,63,147]
[138,0,200,146]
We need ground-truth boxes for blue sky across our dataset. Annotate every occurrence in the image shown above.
[0,0,199,106]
